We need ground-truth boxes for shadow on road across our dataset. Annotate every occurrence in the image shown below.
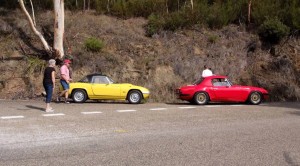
[167,101,300,111]
[26,105,44,111]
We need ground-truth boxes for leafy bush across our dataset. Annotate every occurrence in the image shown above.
[164,11,188,31]
[206,0,245,29]
[252,0,283,26]
[208,34,218,44]
[85,37,104,52]
[146,14,165,37]
[26,56,45,76]
[258,18,290,44]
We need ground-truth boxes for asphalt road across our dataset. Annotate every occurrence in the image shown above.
[0,100,299,166]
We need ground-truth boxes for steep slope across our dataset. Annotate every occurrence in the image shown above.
[0,10,299,102]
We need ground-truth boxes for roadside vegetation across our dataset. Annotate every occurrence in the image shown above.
[0,0,299,102]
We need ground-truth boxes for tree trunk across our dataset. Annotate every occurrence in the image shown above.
[165,0,169,14]
[107,0,110,12]
[88,0,90,10]
[248,0,252,24]
[190,0,193,11]
[53,0,65,58]
[18,0,51,54]
[83,0,86,11]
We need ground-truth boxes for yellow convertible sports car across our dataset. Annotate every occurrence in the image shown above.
[66,73,150,104]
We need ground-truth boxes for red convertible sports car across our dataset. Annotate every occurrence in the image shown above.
[176,75,269,105]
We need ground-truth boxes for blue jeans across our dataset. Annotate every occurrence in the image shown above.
[60,80,70,90]
[43,84,53,103]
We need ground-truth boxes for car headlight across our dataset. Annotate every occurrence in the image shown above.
[142,90,150,94]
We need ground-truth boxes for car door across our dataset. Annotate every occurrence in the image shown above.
[212,78,240,101]
[91,76,121,98]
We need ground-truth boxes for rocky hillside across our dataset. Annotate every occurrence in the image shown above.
[0,9,299,102]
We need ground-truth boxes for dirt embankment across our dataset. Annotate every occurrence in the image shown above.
[0,9,299,102]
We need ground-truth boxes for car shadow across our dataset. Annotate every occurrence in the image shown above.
[70,100,131,104]
[166,102,247,106]
[260,102,300,110]
[167,101,300,110]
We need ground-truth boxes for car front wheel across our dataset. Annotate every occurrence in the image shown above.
[128,90,142,104]
[72,89,87,103]
[248,91,262,105]
[193,92,209,105]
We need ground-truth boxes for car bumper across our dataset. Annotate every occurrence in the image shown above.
[176,89,193,100]
[263,93,269,100]
[143,92,150,100]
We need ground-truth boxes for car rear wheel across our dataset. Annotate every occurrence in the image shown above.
[72,89,87,103]
[248,91,262,105]
[193,92,209,105]
[128,90,142,104]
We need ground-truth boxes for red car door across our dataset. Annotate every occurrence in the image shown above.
[211,78,244,101]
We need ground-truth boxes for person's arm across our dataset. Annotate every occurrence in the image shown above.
[51,70,56,89]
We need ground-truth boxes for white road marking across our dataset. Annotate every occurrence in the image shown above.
[178,106,196,109]
[81,111,103,114]
[150,108,167,111]
[204,105,221,108]
[230,105,244,107]
[42,113,65,117]
[116,110,137,113]
[1,116,24,119]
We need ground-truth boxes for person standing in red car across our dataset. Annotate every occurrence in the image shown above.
[202,65,213,78]
[58,59,72,103]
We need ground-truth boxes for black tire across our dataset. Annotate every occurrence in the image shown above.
[72,89,87,103]
[127,90,142,104]
[193,92,209,105]
[248,91,262,105]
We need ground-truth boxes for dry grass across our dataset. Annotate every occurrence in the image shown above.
[0,10,299,102]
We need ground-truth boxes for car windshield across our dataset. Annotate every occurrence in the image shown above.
[193,78,204,85]
[107,77,114,84]
[78,76,89,83]
[225,78,233,86]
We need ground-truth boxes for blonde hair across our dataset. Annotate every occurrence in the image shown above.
[48,59,56,66]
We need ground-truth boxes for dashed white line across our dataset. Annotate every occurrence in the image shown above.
[116,110,137,113]
[178,106,196,109]
[42,113,65,117]
[204,105,221,108]
[81,111,103,114]
[1,116,24,119]
[229,105,244,107]
[150,108,167,111]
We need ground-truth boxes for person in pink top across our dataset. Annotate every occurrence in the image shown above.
[58,59,72,103]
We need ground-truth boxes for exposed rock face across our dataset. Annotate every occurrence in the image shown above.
[0,11,299,102]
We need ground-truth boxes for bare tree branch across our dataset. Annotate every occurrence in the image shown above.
[29,0,36,26]
[18,0,51,53]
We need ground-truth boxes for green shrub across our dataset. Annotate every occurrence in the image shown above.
[206,0,245,29]
[258,18,290,44]
[85,37,104,52]
[164,11,188,31]
[26,56,45,76]
[208,34,218,44]
[146,14,165,37]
